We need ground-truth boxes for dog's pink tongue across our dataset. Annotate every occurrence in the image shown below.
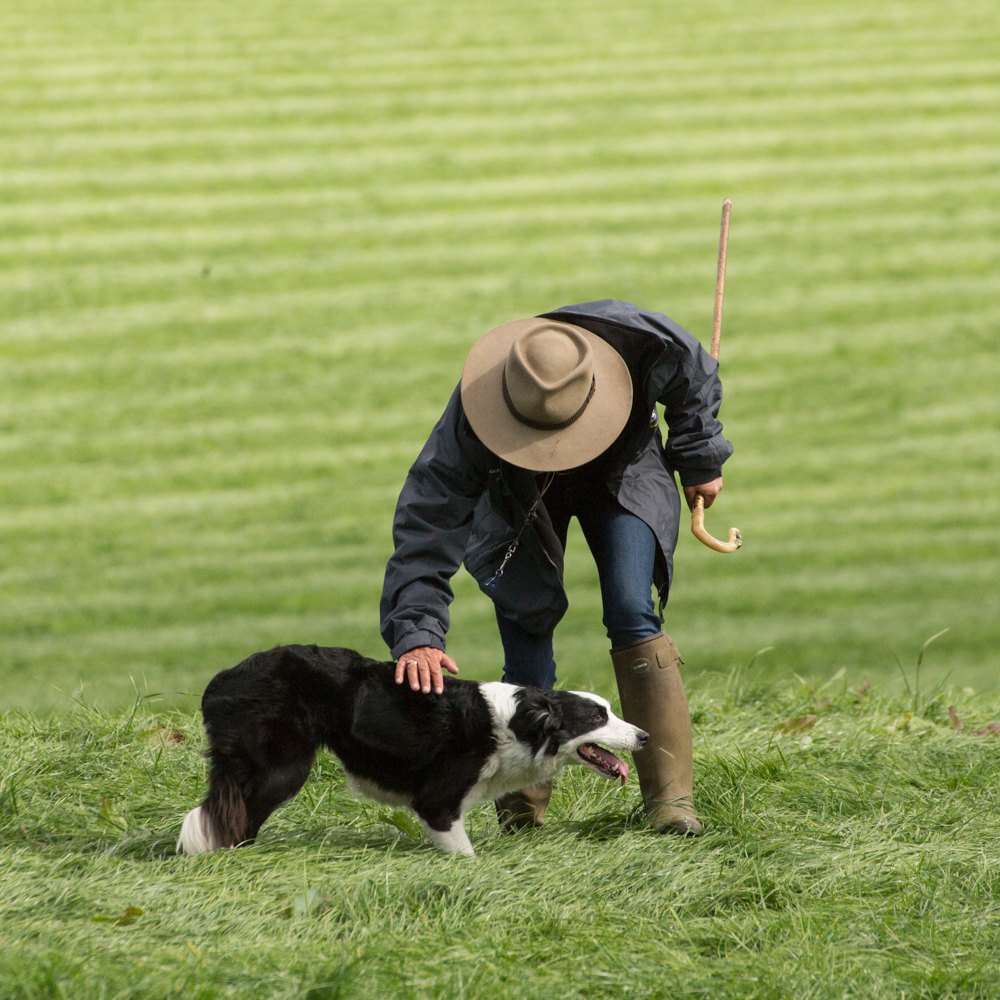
[616,757,629,787]
[589,745,629,786]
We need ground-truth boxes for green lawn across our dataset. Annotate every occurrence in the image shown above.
[4,674,1000,999]
[2,0,1000,995]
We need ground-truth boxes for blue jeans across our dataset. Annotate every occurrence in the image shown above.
[497,472,662,689]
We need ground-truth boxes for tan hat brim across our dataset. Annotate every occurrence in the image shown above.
[461,318,633,472]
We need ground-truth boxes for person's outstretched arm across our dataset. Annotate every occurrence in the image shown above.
[380,383,491,694]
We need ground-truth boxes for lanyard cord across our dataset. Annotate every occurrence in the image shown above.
[482,472,555,591]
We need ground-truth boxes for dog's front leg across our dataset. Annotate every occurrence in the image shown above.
[413,763,481,856]
[420,816,475,857]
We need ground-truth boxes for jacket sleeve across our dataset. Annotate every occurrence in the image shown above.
[657,337,733,485]
[379,384,491,660]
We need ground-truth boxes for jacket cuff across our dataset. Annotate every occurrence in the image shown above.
[678,468,723,488]
[390,632,446,661]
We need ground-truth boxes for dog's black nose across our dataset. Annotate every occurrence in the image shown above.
[636,729,649,747]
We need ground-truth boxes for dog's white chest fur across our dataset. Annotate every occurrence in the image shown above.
[474,682,557,798]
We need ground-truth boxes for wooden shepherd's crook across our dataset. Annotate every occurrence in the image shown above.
[691,198,742,554]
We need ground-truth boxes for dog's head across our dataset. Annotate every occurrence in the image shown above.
[508,689,648,786]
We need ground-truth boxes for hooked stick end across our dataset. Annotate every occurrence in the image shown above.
[691,494,742,554]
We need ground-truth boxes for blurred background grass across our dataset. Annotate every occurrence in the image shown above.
[1,0,998,711]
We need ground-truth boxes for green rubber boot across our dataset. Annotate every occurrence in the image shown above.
[611,632,703,836]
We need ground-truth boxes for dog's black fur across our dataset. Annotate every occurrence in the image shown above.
[195,643,616,847]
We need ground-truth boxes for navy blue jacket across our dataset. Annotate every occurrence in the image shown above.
[380,301,733,660]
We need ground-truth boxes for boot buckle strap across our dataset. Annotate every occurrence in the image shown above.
[656,641,684,670]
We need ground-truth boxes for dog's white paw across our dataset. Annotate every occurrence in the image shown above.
[422,818,476,856]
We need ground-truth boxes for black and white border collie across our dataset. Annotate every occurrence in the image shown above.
[178,644,647,857]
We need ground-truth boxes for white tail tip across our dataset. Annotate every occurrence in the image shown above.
[177,806,217,855]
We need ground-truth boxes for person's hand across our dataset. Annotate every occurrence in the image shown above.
[683,476,723,511]
[395,646,459,695]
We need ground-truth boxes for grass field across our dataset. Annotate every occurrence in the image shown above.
[4,673,1000,998]
[2,0,999,995]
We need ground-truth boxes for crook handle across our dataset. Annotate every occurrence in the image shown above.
[691,494,742,554]
[691,201,742,556]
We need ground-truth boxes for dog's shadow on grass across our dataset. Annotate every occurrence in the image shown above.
[90,822,427,863]
[260,824,430,857]
[91,810,638,863]
[25,811,640,864]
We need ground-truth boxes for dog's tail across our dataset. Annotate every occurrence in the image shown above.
[177,769,249,855]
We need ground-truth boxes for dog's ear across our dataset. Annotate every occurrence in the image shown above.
[510,689,563,755]
[526,693,562,734]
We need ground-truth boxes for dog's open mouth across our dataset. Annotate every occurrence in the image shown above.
[577,744,629,787]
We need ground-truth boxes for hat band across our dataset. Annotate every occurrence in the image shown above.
[501,366,596,431]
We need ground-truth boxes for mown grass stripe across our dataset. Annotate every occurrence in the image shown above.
[2,228,994,309]
[4,162,999,228]
[5,223,997,305]
[3,187,997,270]
[5,57,997,119]
[5,551,997,620]
[6,112,999,187]
[1,31,992,93]
[7,191,998,281]
[5,265,997,353]
[14,438,994,516]
[7,108,999,180]
[13,368,985,433]
[2,331,995,425]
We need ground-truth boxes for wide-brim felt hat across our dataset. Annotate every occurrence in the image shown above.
[460,317,633,472]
